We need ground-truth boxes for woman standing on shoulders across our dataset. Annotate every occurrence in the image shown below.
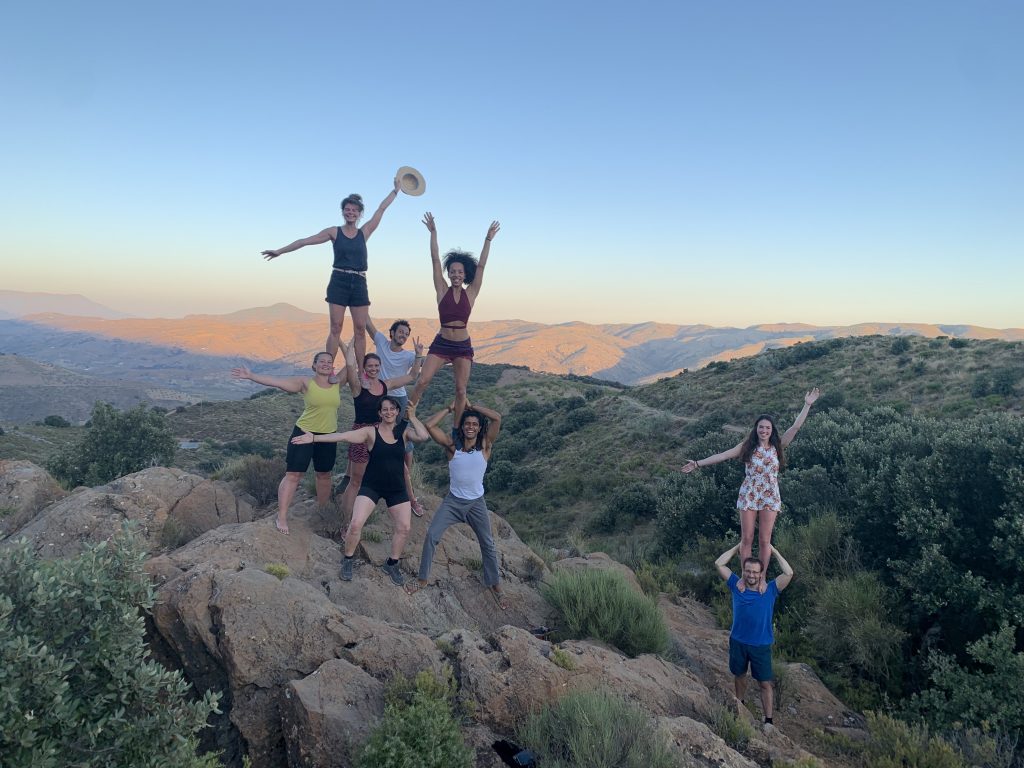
[408,213,500,425]
[405,400,508,610]
[230,352,342,534]
[292,397,428,584]
[682,388,821,573]
[261,177,402,370]
[339,340,417,526]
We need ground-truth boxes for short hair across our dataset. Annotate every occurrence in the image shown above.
[312,351,333,366]
[742,557,763,571]
[340,193,364,212]
[389,319,411,336]
[379,396,401,413]
[443,250,479,285]
[363,353,382,366]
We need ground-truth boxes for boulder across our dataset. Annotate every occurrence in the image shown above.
[658,715,759,768]
[553,550,644,592]
[0,460,66,537]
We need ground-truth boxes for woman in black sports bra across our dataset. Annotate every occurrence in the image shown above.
[261,176,402,371]
[293,397,428,586]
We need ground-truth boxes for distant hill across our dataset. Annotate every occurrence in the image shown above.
[6,300,1024,386]
[0,290,128,320]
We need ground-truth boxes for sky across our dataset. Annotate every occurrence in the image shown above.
[2,1,1022,328]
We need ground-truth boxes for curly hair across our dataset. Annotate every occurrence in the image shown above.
[739,414,786,469]
[443,250,479,285]
[340,193,364,212]
[458,409,488,451]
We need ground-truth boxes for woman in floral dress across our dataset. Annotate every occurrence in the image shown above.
[682,388,820,573]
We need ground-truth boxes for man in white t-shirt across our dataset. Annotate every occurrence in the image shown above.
[367,316,426,515]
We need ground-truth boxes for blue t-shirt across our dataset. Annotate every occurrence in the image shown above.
[728,573,779,646]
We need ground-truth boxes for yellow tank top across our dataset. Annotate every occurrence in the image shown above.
[295,379,341,434]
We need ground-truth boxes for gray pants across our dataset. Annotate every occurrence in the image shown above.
[418,493,500,586]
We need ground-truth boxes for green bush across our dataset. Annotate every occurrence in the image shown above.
[356,668,472,768]
[41,414,71,428]
[708,705,754,751]
[862,712,964,768]
[590,482,659,533]
[46,403,175,488]
[517,689,676,768]
[0,530,220,768]
[542,568,668,657]
[221,454,286,506]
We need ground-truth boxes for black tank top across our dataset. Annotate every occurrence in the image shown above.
[363,425,407,493]
[353,381,387,423]
[332,228,368,271]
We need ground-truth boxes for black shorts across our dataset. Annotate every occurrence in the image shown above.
[286,425,338,473]
[357,484,410,509]
[325,271,370,307]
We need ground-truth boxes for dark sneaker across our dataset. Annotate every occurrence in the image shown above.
[381,560,405,587]
[340,557,354,581]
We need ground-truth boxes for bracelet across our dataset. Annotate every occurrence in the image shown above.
[485,237,492,241]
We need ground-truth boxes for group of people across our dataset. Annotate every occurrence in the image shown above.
[233,175,508,607]
[236,175,822,722]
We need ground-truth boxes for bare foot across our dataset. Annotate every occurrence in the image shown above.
[275,518,290,535]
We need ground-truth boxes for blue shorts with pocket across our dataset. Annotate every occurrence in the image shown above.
[729,637,773,681]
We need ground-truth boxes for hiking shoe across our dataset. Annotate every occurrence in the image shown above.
[411,498,426,518]
[340,557,354,581]
[381,560,405,587]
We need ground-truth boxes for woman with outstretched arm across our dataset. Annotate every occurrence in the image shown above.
[408,213,500,425]
[261,177,402,370]
[292,397,428,585]
[231,351,342,534]
[682,388,820,572]
[404,399,508,610]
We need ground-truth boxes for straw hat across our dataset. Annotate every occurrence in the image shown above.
[396,166,426,196]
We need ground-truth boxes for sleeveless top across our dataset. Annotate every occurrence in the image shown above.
[438,286,472,328]
[736,444,782,512]
[449,449,487,500]
[363,425,407,493]
[352,380,388,424]
[332,227,368,272]
[295,379,341,434]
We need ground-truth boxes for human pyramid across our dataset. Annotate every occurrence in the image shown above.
[229,166,823,718]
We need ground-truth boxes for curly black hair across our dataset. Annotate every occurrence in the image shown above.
[443,250,479,285]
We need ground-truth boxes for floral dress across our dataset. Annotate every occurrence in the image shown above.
[736,444,782,513]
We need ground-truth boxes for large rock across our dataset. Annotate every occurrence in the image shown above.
[659,715,759,768]
[0,460,66,537]
[11,466,254,556]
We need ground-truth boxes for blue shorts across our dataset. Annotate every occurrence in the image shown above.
[729,638,773,681]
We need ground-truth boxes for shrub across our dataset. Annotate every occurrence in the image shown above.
[590,482,659,533]
[862,712,964,768]
[890,336,912,355]
[542,568,668,657]
[486,460,539,493]
[221,455,286,506]
[41,414,71,428]
[549,646,577,671]
[46,403,175,488]
[708,705,754,751]
[356,668,472,768]
[264,563,290,579]
[949,337,970,348]
[517,689,676,768]
[0,530,220,768]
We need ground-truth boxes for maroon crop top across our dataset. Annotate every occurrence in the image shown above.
[438,287,472,328]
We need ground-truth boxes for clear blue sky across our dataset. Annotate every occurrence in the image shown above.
[3,1,1022,328]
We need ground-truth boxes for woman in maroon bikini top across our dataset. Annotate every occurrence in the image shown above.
[409,212,500,424]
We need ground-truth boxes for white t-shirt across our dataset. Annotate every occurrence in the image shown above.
[373,331,415,397]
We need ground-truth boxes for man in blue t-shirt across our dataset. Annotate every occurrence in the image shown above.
[715,542,794,734]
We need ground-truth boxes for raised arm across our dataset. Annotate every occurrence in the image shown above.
[681,441,743,474]
[361,177,401,239]
[468,220,500,300]
[781,388,820,447]
[423,212,446,297]
[467,400,502,447]
[231,366,306,393]
[365,315,380,339]
[403,403,430,443]
[262,228,334,260]
[424,405,456,450]
[291,426,373,446]
[715,543,742,582]
[771,546,795,591]
[342,340,361,396]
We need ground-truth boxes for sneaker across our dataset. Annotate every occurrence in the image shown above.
[381,560,405,587]
[411,498,426,518]
[340,557,354,581]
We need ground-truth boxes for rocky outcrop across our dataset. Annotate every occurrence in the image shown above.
[0,460,66,537]
[9,466,254,556]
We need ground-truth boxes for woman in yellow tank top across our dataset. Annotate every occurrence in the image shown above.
[231,350,343,533]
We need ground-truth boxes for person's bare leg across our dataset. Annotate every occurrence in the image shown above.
[452,356,471,425]
[757,508,778,573]
[350,305,369,374]
[344,496,376,557]
[314,471,332,506]
[403,457,420,514]
[409,354,445,406]
[739,507,757,566]
[326,303,347,362]
[387,503,412,559]
[734,675,748,713]
[342,460,368,526]
[276,471,302,533]
[759,680,774,720]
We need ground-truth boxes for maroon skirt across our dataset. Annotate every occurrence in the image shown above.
[427,334,474,361]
